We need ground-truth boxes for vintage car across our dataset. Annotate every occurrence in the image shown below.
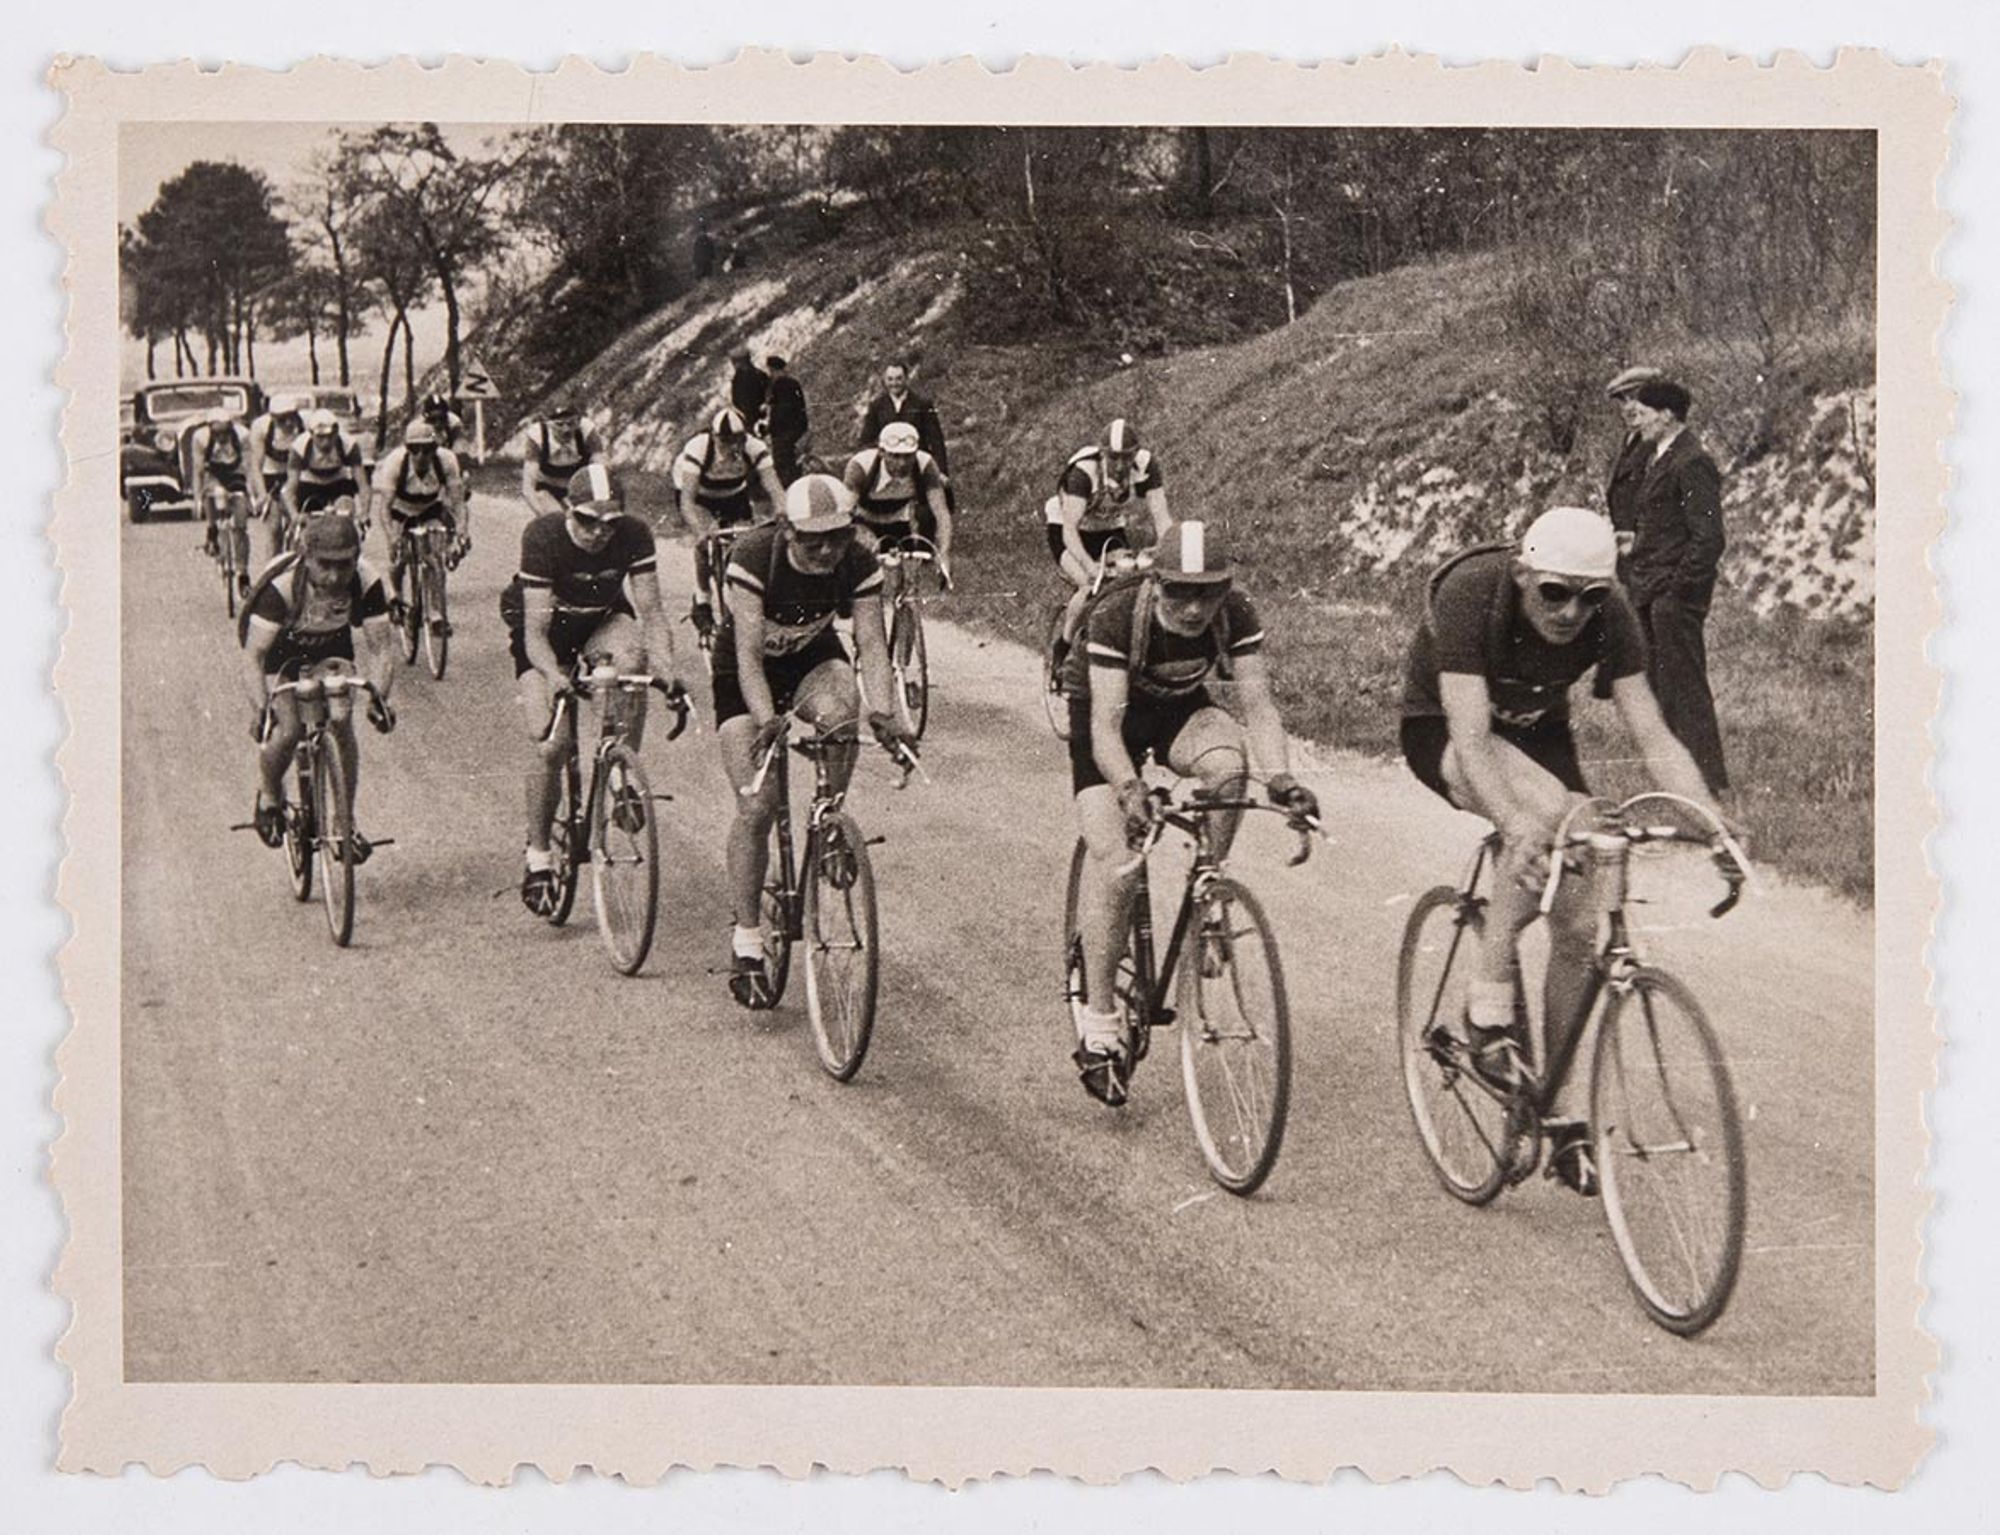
[119,378,264,523]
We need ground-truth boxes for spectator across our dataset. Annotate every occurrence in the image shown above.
[858,361,952,497]
[692,217,717,280]
[730,351,768,428]
[764,355,810,486]
[1603,364,1663,580]
[1624,377,1730,794]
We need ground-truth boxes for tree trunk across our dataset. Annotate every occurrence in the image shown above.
[376,308,407,442]
[325,190,354,387]
[145,333,157,380]
[307,321,320,386]
[402,308,418,409]
[1190,127,1215,217]
[439,267,462,395]
[245,300,257,379]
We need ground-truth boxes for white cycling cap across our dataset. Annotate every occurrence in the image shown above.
[1519,506,1618,581]
[784,473,854,533]
[877,422,921,454]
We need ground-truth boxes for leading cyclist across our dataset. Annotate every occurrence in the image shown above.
[1398,505,1734,1190]
[1065,518,1318,1106]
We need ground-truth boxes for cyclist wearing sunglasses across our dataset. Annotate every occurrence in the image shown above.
[506,464,685,915]
[1399,506,1730,1177]
[1065,518,1318,1106]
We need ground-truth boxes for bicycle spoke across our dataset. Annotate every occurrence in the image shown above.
[1179,884,1290,1195]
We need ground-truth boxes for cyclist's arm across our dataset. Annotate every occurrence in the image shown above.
[519,458,566,516]
[245,426,267,491]
[1228,652,1290,779]
[754,452,786,509]
[725,584,777,725]
[923,479,954,571]
[358,613,397,702]
[1142,485,1170,539]
[189,430,210,506]
[676,480,713,540]
[1438,672,1545,844]
[1088,665,1141,793]
[366,452,397,532]
[1610,672,1718,813]
[850,591,897,717]
[1058,493,1095,573]
[240,617,280,715]
[442,452,469,539]
[281,456,306,521]
[518,584,566,694]
[626,567,682,688]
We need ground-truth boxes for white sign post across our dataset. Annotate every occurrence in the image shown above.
[457,353,501,466]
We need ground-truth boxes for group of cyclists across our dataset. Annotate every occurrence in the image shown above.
[206,366,1740,1165]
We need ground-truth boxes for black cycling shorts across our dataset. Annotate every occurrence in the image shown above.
[1399,714,1589,807]
[507,604,635,679]
[1068,688,1215,795]
[297,478,360,514]
[264,628,356,678]
[696,489,756,527]
[1045,524,1126,566]
[710,630,848,729]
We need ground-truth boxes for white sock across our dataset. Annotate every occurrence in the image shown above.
[524,847,553,873]
[1075,1004,1125,1054]
[732,924,765,960]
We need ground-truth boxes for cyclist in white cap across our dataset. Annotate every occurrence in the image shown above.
[675,406,786,639]
[1045,417,1171,675]
[842,421,954,579]
[1397,505,1732,1189]
[711,472,911,1007]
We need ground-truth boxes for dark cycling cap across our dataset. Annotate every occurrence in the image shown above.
[301,514,362,561]
[1154,519,1231,584]
[565,462,625,516]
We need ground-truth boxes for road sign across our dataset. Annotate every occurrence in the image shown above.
[457,354,500,400]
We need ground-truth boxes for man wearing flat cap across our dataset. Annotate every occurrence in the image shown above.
[1621,375,1730,794]
[1604,365,1663,579]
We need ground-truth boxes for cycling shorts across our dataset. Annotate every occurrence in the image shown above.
[204,471,250,498]
[1045,523,1126,566]
[297,478,360,514]
[859,515,916,548]
[696,489,756,527]
[264,628,356,678]
[1399,714,1588,807]
[1067,688,1217,796]
[389,501,456,533]
[710,629,848,729]
[507,603,636,679]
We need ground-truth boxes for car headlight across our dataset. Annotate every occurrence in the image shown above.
[153,430,175,455]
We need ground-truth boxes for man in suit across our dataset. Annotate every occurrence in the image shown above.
[858,361,953,509]
[730,351,768,430]
[1603,364,1663,579]
[763,355,810,486]
[1623,376,1730,794]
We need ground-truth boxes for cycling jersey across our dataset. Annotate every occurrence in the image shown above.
[1075,580,1263,703]
[373,444,463,518]
[513,511,657,619]
[1401,546,1644,731]
[674,430,775,519]
[531,417,601,492]
[288,432,365,511]
[842,446,945,527]
[251,414,304,490]
[1052,445,1164,532]
[246,554,390,673]
[718,522,882,661]
[195,423,249,491]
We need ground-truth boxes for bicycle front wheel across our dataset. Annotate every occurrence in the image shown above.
[892,601,929,741]
[802,811,879,1080]
[421,555,449,680]
[395,565,420,665]
[1176,877,1291,1195]
[284,764,314,903]
[761,814,794,1005]
[1591,966,1747,1336]
[589,743,659,975]
[1041,604,1072,741]
[545,755,581,927]
[1397,886,1523,1204]
[313,741,355,947]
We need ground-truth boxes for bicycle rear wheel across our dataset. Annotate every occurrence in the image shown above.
[313,741,355,947]
[544,755,580,927]
[222,537,239,618]
[1591,966,1747,1336]
[761,813,795,1005]
[1041,604,1072,741]
[589,742,659,975]
[284,763,314,903]
[892,600,929,741]
[421,553,449,680]
[802,811,879,1080]
[1177,877,1291,1195]
[395,562,420,665]
[1397,885,1519,1205]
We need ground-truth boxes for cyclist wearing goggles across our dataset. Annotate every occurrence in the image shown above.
[1399,506,1732,1171]
[1065,518,1318,1105]
[506,463,685,915]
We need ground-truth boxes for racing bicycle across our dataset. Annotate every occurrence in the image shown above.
[207,487,251,618]
[1062,780,1320,1194]
[690,527,740,677]
[1396,791,1751,1335]
[876,534,944,741]
[393,517,457,680]
[742,714,921,1081]
[533,660,691,976]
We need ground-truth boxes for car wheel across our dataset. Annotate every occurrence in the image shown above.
[126,489,149,524]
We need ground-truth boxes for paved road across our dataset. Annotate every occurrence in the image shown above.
[121,493,1875,1391]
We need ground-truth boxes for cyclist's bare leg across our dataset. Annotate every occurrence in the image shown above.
[258,691,303,803]
[1439,737,1595,1044]
[1166,707,1251,854]
[719,714,780,930]
[1058,548,1095,644]
[516,669,573,854]
[792,658,863,796]
[586,614,650,749]
[229,493,251,573]
[1074,782,1143,1026]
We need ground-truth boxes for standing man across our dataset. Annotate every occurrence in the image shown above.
[1602,364,1662,581]
[763,355,810,486]
[730,351,769,431]
[858,361,952,507]
[1623,377,1730,794]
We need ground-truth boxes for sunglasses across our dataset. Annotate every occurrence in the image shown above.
[570,506,620,527]
[1535,580,1612,610]
[1159,580,1228,602]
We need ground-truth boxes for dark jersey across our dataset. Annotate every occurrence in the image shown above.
[249,555,390,639]
[515,513,658,618]
[1078,581,1264,703]
[1401,547,1646,729]
[721,522,883,660]
[288,433,364,486]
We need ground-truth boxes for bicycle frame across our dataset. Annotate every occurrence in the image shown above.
[751,730,853,943]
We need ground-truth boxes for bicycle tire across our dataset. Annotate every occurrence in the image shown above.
[222,539,239,618]
[802,810,879,1081]
[1396,885,1520,1206]
[314,738,355,947]
[589,742,659,976]
[395,562,420,666]
[893,600,930,742]
[761,814,794,1005]
[421,552,449,680]
[1041,603,1072,741]
[284,760,314,903]
[1177,876,1291,1195]
[1591,965,1747,1337]
[1060,837,1142,1070]
[545,755,580,927]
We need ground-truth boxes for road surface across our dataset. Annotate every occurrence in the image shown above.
[120,493,1875,1392]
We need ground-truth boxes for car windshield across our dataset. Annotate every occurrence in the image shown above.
[308,390,360,416]
[145,385,248,419]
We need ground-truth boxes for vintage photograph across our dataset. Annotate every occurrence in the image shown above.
[52,52,1946,1487]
